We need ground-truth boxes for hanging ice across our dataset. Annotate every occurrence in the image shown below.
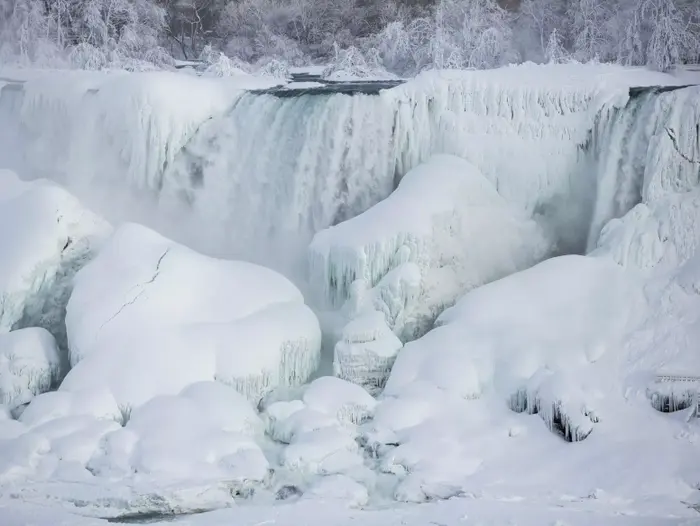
[310,155,552,336]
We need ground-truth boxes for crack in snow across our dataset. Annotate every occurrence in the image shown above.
[92,248,171,344]
[665,127,700,165]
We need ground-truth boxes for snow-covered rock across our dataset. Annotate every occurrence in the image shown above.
[384,255,646,440]
[310,155,551,340]
[64,223,321,407]
[19,389,122,428]
[0,170,110,357]
[303,376,377,425]
[333,311,402,394]
[280,427,363,476]
[119,393,270,484]
[0,328,60,411]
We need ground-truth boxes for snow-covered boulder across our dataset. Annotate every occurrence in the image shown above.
[310,155,551,340]
[333,311,402,394]
[0,170,110,356]
[64,223,321,408]
[113,392,269,484]
[384,255,646,441]
[0,328,60,411]
[19,388,122,427]
[302,376,377,425]
[303,474,369,507]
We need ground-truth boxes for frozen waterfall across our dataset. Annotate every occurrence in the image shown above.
[0,67,698,280]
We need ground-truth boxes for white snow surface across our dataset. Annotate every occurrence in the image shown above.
[0,328,60,410]
[0,169,111,357]
[64,222,321,407]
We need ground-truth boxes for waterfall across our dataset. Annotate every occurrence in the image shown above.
[0,68,698,275]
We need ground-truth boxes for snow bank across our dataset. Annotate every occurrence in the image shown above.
[0,328,60,411]
[384,255,646,439]
[64,223,321,408]
[0,170,110,357]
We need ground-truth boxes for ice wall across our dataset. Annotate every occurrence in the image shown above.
[0,65,692,276]
[592,86,700,272]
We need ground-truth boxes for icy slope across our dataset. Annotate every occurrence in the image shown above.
[64,223,321,407]
[0,170,110,361]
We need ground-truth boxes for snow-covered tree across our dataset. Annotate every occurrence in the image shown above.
[642,0,698,71]
[431,0,516,70]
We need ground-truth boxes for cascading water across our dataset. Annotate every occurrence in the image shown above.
[162,72,608,264]
[0,68,698,277]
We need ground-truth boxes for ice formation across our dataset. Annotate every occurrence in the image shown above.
[0,64,699,518]
[333,310,403,393]
[0,328,60,412]
[592,86,700,273]
[310,154,551,311]
[0,64,682,268]
[383,255,646,438]
[0,169,110,360]
[64,222,321,407]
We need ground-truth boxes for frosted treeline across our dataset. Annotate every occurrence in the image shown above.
[0,0,699,74]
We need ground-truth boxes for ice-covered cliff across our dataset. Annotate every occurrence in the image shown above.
[0,64,689,273]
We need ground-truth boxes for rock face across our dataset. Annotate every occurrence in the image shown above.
[63,222,321,409]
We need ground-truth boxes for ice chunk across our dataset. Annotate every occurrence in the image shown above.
[303,376,377,425]
[0,328,60,411]
[0,170,110,357]
[333,311,403,394]
[309,155,551,338]
[64,223,321,407]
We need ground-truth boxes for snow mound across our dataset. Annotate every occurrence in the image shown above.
[333,311,403,394]
[302,376,377,425]
[106,391,270,484]
[303,474,369,506]
[0,328,60,411]
[19,389,122,427]
[0,170,111,357]
[310,155,551,338]
[64,223,321,408]
[280,426,363,476]
[384,255,646,440]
